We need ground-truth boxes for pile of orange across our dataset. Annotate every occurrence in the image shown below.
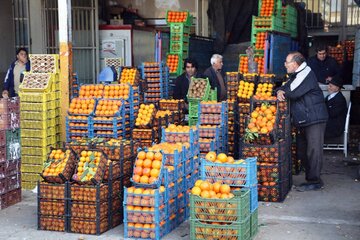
[68,116,88,121]
[260,0,275,16]
[255,56,265,74]
[126,186,166,205]
[255,32,266,50]
[254,82,274,100]
[237,80,255,99]
[149,142,183,154]
[95,99,122,116]
[68,98,95,115]
[43,149,70,176]
[79,84,104,98]
[126,220,167,239]
[165,124,195,133]
[68,122,87,128]
[166,54,179,73]
[75,150,102,182]
[103,84,130,99]
[248,103,277,134]
[135,104,155,126]
[132,151,163,184]
[238,56,248,73]
[167,11,188,23]
[191,180,233,199]
[155,110,171,118]
[120,68,137,85]
[204,152,237,164]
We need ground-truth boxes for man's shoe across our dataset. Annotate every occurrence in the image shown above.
[296,183,323,192]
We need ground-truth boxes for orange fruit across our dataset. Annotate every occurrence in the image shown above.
[194,180,203,187]
[200,190,210,198]
[137,151,146,160]
[205,152,216,162]
[145,152,154,161]
[220,184,231,194]
[217,153,228,163]
[133,174,141,183]
[142,168,151,177]
[191,186,201,196]
[140,175,149,184]
[154,152,162,161]
[143,159,152,168]
[150,169,159,178]
[213,182,221,193]
[135,159,143,167]
[151,160,161,170]
[199,181,211,191]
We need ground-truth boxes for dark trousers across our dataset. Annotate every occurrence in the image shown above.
[296,122,326,182]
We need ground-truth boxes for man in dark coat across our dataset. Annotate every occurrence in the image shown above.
[3,48,30,98]
[324,76,347,138]
[307,45,341,84]
[203,54,227,101]
[277,52,328,191]
[173,58,203,101]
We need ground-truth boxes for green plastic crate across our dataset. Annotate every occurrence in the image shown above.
[170,41,189,56]
[188,100,200,118]
[187,77,211,102]
[258,0,282,17]
[20,109,59,120]
[6,129,20,143]
[19,91,60,103]
[188,117,199,126]
[190,189,250,223]
[166,11,193,26]
[22,155,46,165]
[190,217,251,240]
[21,135,57,147]
[21,164,44,173]
[20,100,57,111]
[210,88,217,101]
[20,118,57,130]
[21,127,57,139]
[167,53,183,77]
[22,145,52,156]
[250,208,259,238]
[252,15,285,33]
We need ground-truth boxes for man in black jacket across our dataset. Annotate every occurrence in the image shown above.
[307,45,341,84]
[324,76,347,138]
[203,54,227,101]
[173,58,202,101]
[277,52,328,191]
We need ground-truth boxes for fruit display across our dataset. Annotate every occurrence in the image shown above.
[79,84,104,98]
[103,160,122,181]
[257,161,290,183]
[103,84,131,100]
[200,101,224,114]
[344,40,355,61]
[187,78,210,99]
[125,186,166,207]
[72,150,107,184]
[125,221,168,239]
[29,54,59,73]
[159,99,185,111]
[258,175,290,202]
[70,201,108,218]
[94,99,123,116]
[42,148,76,183]
[190,183,250,223]
[258,73,275,83]
[135,104,156,127]
[254,31,267,50]
[241,140,286,163]
[149,142,187,165]
[70,217,108,235]
[246,103,277,135]
[239,55,249,73]
[39,200,66,215]
[259,0,276,16]
[120,68,139,85]
[199,125,220,138]
[125,204,167,223]
[19,73,52,90]
[131,150,164,186]
[199,138,216,153]
[199,114,223,125]
[39,216,67,232]
[167,11,189,23]
[68,98,96,115]
[237,80,255,101]
[166,54,180,73]
[70,183,109,201]
[328,45,345,65]
[164,124,198,143]
[253,82,274,100]
[96,139,134,161]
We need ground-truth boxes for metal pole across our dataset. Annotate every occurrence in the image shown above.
[58,0,72,141]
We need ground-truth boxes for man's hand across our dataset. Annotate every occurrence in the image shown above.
[2,90,9,99]
[277,90,286,101]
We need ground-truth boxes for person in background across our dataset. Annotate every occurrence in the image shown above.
[173,58,202,101]
[3,48,30,98]
[203,54,227,101]
[324,75,347,138]
[307,45,341,84]
[277,52,328,192]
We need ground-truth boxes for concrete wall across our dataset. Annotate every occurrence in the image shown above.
[117,0,196,18]
[0,0,15,92]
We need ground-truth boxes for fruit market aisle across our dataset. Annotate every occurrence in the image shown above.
[0,150,359,240]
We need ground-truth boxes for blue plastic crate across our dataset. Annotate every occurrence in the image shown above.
[177,178,186,194]
[168,197,177,216]
[199,101,227,114]
[192,157,200,170]
[199,112,227,125]
[249,186,258,212]
[161,127,199,145]
[173,161,185,180]
[199,139,218,153]
[184,158,193,176]
[164,148,183,165]
[168,214,177,231]
[124,203,168,223]
[123,186,167,207]
[200,157,257,187]
[162,167,175,185]
[177,192,186,210]
[177,207,186,225]
[167,182,177,200]
[124,219,169,240]
[198,125,221,139]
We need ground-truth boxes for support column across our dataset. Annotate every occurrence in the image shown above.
[58,0,72,141]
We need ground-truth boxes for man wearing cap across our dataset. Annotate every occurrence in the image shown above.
[324,76,347,138]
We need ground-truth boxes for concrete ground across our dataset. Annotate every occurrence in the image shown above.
[1,150,360,240]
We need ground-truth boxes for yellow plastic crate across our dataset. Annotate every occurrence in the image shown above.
[20,101,57,111]
[20,109,59,120]
[19,92,57,103]
[21,164,43,173]
[20,118,56,129]
[22,173,42,182]
[21,135,56,147]
[29,54,60,74]
[21,127,57,138]
[19,72,56,92]
[22,145,52,156]
[22,155,46,164]
[22,181,38,190]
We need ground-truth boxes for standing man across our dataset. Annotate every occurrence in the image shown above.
[307,45,341,84]
[277,52,328,191]
[173,58,202,101]
[324,76,347,138]
[203,54,227,101]
[3,48,30,98]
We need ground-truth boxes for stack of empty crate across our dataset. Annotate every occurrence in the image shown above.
[19,54,61,190]
[0,98,21,209]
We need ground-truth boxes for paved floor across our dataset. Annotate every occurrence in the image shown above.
[1,151,359,240]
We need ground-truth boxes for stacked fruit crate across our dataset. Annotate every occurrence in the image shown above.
[119,67,140,86]
[187,78,211,126]
[198,101,228,156]
[140,62,169,103]
[0,98,21,209]
[132,103,158,148]
[19,54,61,190]
[279,5,298,38]
[238,54,265,74]
[166,11,192,77]
[226,72,240,158]
[70,73,79,99]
